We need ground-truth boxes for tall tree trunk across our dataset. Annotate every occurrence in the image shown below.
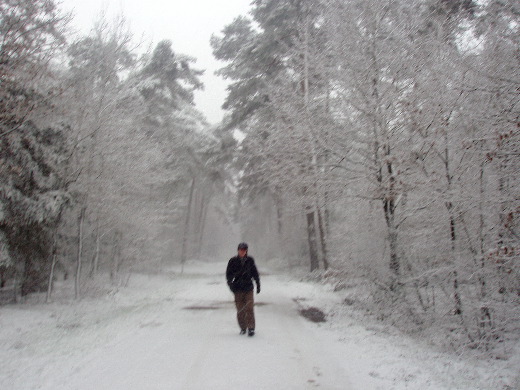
[448,211,463,315]
[110,232,122,282]
[368,34,401,288]
[477,142,493,338]
[0,268,5,289]
[317,206,329,270]
[276,196,283,236]
[437,122,474,339]
[302,14,324,272]
[46,232,58,303]
[89,217,100,277]
[478,148,487,299]
[381,151,399,286]
[196,198,210,258]
[384,196,400,289]
[306,208,320,271]
[93,227,100,275]
[495,136,517,295]
[75,207,86,300]
[181,177,196,273]
[443,129,463,317]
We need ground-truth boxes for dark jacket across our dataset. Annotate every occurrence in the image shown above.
[226,255,260,293]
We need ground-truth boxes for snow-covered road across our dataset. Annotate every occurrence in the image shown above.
[1,261,516,389]
[45,266,353,390]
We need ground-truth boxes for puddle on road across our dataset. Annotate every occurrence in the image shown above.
[293,297,327,323]
[299,307,327,323]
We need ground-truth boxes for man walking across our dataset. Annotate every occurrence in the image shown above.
[226,242,260,336]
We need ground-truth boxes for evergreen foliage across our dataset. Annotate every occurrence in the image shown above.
[0,0,69,294]
[0,121,69,294]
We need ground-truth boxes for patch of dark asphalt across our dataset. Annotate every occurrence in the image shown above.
[183,305,221,310]
[140,321,163,328]
[183,301,269,310]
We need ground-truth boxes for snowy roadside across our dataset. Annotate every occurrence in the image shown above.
[284,275,520,390]
[0,260,518,389]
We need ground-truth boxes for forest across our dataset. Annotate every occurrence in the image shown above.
[0,0,518,356]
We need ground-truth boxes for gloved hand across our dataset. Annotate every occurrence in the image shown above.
[256,285,261,294]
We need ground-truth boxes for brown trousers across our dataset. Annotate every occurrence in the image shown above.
[234,290,255,330]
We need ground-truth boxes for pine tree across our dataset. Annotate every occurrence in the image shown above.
[0,0,69,295]
[212,0,332,270]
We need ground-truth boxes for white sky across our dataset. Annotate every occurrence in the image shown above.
[59,0,253,125]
